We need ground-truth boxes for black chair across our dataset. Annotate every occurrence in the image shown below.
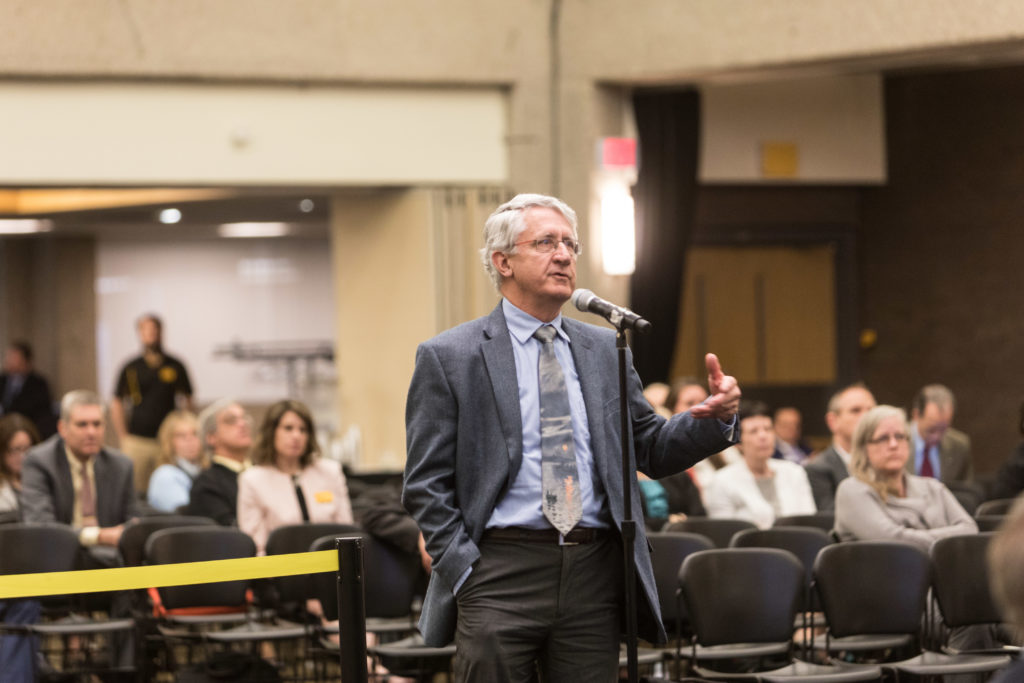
[679,547,881,681]
[311,531,447,682]
[730,526,832,655]
[0,523,137,680]
[647,531,714,677]
[928,533,1018,658]
[976,498,1015,517]
[773,513,835,534]
[663,517,758,548]
[814,540,1009,680]
[118,514,217,568]
[145,526,305,676]
[975,515,1006,532]
[945,481,985,516]
[264,522,361,620]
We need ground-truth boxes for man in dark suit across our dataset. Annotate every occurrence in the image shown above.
[185,399,253,525]
[403,194,741,682]
[0,341,56,438]
[906,384,973,485]
[805,383,876,511]
[22,390,140,558]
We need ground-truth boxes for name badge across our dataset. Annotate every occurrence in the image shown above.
[315,491,333,504]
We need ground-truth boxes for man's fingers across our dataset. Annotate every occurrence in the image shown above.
[705,353,724,384]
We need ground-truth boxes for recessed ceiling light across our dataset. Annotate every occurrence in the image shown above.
[218,222,291,238]
[299,198,315,213]
[159,208,182,224]
[0,219,54,234]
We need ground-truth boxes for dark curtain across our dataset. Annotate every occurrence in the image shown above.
[629,89,701,385]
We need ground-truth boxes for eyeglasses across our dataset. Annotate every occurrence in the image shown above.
[513,236,581,256]
[867,432,909,446]
[4,445,30,456]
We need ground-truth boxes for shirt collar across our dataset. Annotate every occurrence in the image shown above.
[502,298,570,345]
[63,444,93,471]
[211,454,249,473]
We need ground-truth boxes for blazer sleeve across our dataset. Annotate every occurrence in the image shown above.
[402,343,480,592]
[20,450,58,524]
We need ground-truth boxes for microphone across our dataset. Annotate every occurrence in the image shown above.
[571,289,652,334]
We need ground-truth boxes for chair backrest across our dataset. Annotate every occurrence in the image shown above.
[730,526,832,611]
[118,515,218,567]
[647,531,714,631]
[975,515,1006,533]
[662,518,758,548]
[772,513,835,533]
[311,531,420,622]
[976,498,1015,517]
[265,522,362,605]
[145,526,256,610]
[679,547,804,646]
[0,523,80,574]
[813,541,930,638]
[931,532,1002,628]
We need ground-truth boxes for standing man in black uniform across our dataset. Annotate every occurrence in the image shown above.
[111,314,194,495]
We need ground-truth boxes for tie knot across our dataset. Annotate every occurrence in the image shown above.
[533,325,557,344]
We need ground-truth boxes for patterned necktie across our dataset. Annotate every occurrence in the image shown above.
[80,462,97,526]
[920,444,935,478]
[533,325,582,535]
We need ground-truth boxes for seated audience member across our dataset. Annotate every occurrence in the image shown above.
[0,414,39,518]
[666,376,709,415]
[987,498,1024,683]
[185,399,252,526]
[21,390,140,668]
[908,383,973,484]
[804,383,876,511]
[989,401,1024,501]
[0,414,42,682]
[147,410,205,513]
[774,406,812,464]
[0,341,56,439]
[642,381,670,414]
[638,469,706,531]
[704,400,816,529]
[22,390,140,560]
[835,404,976,549]
[237,400,354,555]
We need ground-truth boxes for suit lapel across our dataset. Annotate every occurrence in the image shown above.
[562,319,611,488]
[481,305,524,484]
[52,439,75,524]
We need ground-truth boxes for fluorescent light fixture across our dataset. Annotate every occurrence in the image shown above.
[0,219,54,234]
[600,183,636,276]
[218,222,291,238]
[159,208,182,224]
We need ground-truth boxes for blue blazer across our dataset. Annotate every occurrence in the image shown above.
[403,304,734,646]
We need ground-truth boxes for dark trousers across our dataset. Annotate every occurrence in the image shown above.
[454,533,623,683]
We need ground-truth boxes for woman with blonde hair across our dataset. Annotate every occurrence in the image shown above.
[147,410,205,512]
[835,404,976,550]
[237,399,353,555]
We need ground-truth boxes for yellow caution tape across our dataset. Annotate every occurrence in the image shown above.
[0,549,339,600]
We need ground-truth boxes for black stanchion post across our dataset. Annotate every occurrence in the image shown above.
[337,536,368,683]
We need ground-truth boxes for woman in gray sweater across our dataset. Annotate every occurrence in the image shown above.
[835,404,977,550]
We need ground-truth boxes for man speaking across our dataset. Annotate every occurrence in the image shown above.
[403,193,741,682]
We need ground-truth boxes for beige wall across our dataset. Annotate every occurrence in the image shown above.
[7,0,1024,467]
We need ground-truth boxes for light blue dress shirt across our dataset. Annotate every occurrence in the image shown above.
[485,299,611,531]
[911,423,941,479]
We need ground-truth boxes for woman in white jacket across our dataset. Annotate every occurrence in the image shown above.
[704,400,817,529]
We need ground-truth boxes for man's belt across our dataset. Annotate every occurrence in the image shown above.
[482,526,609,545]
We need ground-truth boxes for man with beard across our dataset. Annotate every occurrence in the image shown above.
[111,314,193,494]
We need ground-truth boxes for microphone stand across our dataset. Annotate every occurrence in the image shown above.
[611,310,640,683]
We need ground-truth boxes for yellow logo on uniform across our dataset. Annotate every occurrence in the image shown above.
[159,366,178,383]
[314,491,334,504]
